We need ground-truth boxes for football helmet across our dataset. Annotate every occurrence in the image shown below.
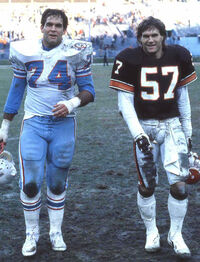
[185,151,200,184]
[0,150,17,184]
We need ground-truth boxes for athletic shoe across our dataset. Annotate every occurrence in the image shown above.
[50,232,67,251]
[168,232,191,258]
[22,232,37,256]
[145,231,160,252]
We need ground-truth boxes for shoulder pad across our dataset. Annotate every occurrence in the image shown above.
[9,39,41,67]
[116,47,142,65]
[62,38,93,56]
[62,38,93,66]
[10,39,41,57]
[171,45,193,62]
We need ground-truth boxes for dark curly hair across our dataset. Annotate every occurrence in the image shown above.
[41,9,68,30]
[137,16,166,44]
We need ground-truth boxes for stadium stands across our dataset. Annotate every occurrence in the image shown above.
[0,0,200,59]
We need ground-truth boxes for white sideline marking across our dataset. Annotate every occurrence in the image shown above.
[0,65,11,69]
[0,64,112,69]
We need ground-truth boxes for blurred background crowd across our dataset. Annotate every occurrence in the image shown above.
[0,0,200,59]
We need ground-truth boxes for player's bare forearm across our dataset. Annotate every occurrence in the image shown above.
[52,90,94,117]
[3,112,16,121]
[77,90,94,106]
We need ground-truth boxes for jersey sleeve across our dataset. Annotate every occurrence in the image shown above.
[177,46,197,87]
[4,42,27,114]
[74,41,93,75]
[9,41,27,79]
[76,75,95,98]
[109,52,135,94]
[4,76,27,114]
[74,41,95,98]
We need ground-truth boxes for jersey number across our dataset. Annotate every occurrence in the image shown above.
[114,60,123,74]
[25,60,71,90]
[141,66,179,100]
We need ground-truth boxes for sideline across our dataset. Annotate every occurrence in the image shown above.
[0,63,200,69]
[0,63,112,69]
[0,65,11,69]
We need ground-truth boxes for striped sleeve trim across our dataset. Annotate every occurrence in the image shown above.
[13,67,26,79]
[76,67,92,78]
[109,79,134,93]
[177,71,197,87]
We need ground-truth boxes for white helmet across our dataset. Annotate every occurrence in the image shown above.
[0,150,17,185]
[186,152,200,184]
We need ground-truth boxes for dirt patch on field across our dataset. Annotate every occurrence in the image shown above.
[1,164,200,262]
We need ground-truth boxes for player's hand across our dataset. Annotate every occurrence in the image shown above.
[53,97,81,117]
[136,134,152,154]
[0,119,10,143]
[52,103,69,117]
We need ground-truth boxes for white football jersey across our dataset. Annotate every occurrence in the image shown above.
[9,37,93,116]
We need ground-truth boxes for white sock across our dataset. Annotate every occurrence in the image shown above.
[47,188,66,235]
[137,191,158,235]
[168,194,188,237]
[20,190,41,241]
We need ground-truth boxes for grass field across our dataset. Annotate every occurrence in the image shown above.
[0,64,200,262]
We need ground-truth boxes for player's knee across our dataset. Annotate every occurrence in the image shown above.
[170,182,188,200]
[139,184,155,198]
[49,184,65,195]
[23,182,39,198]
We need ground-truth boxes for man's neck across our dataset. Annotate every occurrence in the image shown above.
[42,42,53,51]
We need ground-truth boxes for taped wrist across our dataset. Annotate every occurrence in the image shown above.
[1,119,10,132]
[58,97,81,114]
[0,119,10,142]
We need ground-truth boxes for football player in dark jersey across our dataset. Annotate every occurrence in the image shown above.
[109,16,197,258]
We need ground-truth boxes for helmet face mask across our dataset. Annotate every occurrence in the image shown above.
[0,151,17,185]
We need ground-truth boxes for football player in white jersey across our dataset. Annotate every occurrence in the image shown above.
[109,17,197,258]
[0,9,95,257]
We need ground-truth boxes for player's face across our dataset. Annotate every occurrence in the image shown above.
[139,27,164,59]
[41,15,66,48]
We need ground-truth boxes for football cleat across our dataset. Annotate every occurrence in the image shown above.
[22,233,37,256]
[50,232,67,251]
[168,232,191,258]
[145,231,160,253]
[186,151,200,184]
[0,150,17,184]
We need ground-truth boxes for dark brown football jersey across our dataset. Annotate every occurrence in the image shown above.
[110,45,197,120]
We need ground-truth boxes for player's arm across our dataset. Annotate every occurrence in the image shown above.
[53,92,94,118]
[53,48,95,117]
[118,90,151,153]
[52,74,95,117]
[177,85,192,151]
[0,76,26,143]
